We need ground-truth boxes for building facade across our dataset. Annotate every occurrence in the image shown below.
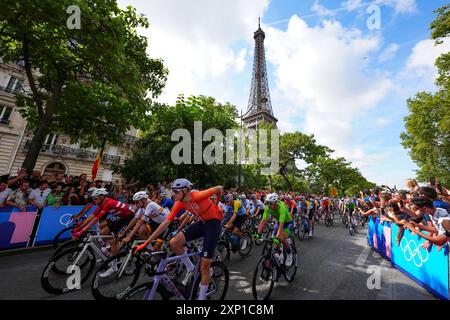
[0,62,137,182]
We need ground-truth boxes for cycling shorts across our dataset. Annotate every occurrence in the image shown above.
[183,219,221,259]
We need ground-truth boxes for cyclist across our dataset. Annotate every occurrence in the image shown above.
[73,188,135,277]
[247,194,265,218]
[120,191,169,247]
[134,179,223,300]
[256,193,294,267]
[70,187,98,222]
[224,194,248,251]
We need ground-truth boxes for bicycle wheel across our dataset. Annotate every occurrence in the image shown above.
[41,246,96,294]
[50,239,82,261]
[120,281,169,300]
[215,240,230,267]
[91,250,142,300]
[52,226,75,250]
[252,256,275,300]
[192,261,229,300]
[238,231,253,256]
[349,226,354,236]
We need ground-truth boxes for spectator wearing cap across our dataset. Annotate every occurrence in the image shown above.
[28,181,51,210]
[5,180,30,211]
[0,181,12,208]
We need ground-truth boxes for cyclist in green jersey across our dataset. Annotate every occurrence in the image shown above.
[257,193,294,267]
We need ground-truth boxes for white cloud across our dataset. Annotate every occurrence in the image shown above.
[265,17,391,150]
[343,0,417,15]
[378,43,399,62]
[374,117,392,126]
[117,0,270,105]
[342,0,363,11]
[311,0,336,17]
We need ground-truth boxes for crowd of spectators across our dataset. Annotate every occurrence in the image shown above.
[0,168,146,211]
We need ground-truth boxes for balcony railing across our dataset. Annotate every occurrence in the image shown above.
[23,140,121,165]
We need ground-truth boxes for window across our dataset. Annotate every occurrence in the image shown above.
[101,169,113,182]
[5,76,23,93]
[43,162,66,179]
[44,133,59,145]
[108,146,118,156]
[0,106,12,125]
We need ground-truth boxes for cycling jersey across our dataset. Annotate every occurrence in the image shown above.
[137,200,169,224]
[93,198,134,220]
[167,187,223,222]
[247,200,265,215]
[262,201,293,224]
[232,200,246,216]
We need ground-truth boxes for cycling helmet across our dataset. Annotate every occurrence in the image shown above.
[224,195,232,202]
[133,191,149,201]
[250,194,256,200]
[232,192,238,200]
[171,178,193,190]
[266,193,278,202]
[93,188,108,197]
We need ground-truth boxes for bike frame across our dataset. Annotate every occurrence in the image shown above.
[142,250,202,300]
[117,239,145,278]
[72,235,113,266]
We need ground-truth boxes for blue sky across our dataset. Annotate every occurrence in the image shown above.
[118,0,450,189]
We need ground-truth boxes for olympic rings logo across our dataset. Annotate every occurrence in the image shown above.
[399,237,429,267]
[59,214,74,228]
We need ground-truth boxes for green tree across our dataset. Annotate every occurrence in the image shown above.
[0,0,167,170]
[278,132,332,191]
[400,4,450,185]
[117,95,239,188]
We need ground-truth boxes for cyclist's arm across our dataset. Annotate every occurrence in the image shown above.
[257,207,270,234]
[73,203,93,220]
[124,216,144,239]
[192,186,223,202]
[141,219,172,247]
[253,207,261,218]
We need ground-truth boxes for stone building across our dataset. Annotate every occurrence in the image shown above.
[0,61,137,182]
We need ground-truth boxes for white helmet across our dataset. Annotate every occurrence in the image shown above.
[93,188,108,197]
[133,191,149,201]
[266,193,278,202]
[171,178,193,190]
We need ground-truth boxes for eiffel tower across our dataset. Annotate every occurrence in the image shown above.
[242,18,278,129]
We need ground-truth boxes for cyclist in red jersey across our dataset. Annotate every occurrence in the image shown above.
[72,188,134,277]
[135,178,223,300]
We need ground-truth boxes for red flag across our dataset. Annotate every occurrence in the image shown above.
[91,139,106,181]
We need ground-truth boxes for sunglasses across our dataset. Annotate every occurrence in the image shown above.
[173,189,183,194]
[268,201,277,206]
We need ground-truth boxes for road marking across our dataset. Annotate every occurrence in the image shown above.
[356,247,371,266]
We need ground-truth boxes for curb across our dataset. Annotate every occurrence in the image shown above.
[0,245,53,257]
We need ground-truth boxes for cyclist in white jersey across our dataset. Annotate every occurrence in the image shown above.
[120,191,169,245]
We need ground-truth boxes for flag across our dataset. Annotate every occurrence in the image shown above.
[91,139,106,181]
[331,187,337,196]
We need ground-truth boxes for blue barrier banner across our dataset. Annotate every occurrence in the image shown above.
[34,206,97,245]
[391,223,449,300]
[0,210,38,250]
[367,217,392,261]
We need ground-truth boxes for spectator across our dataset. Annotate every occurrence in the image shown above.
[405,178,419,193]
[28,181,51,210]
[418,186,449,211]
[46,185,64,208]
[62,187,82,206]
[28,170,42,189]
[7,168,29,190]
[0,181,13,208]
[5,180,30,211]
[404,196,450,247]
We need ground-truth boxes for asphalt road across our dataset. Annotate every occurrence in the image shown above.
[0,218,437,300]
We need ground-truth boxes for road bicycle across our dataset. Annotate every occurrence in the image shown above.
[120,245,229,300]
[251,236,297,300]
[298,215,311,241]
[349,214,358,236]
[324,210,333,227]
[41,233,115,294]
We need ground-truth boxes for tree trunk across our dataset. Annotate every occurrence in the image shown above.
[21,119,49,171]
[268,175,273,191]
[280,171,293,192]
